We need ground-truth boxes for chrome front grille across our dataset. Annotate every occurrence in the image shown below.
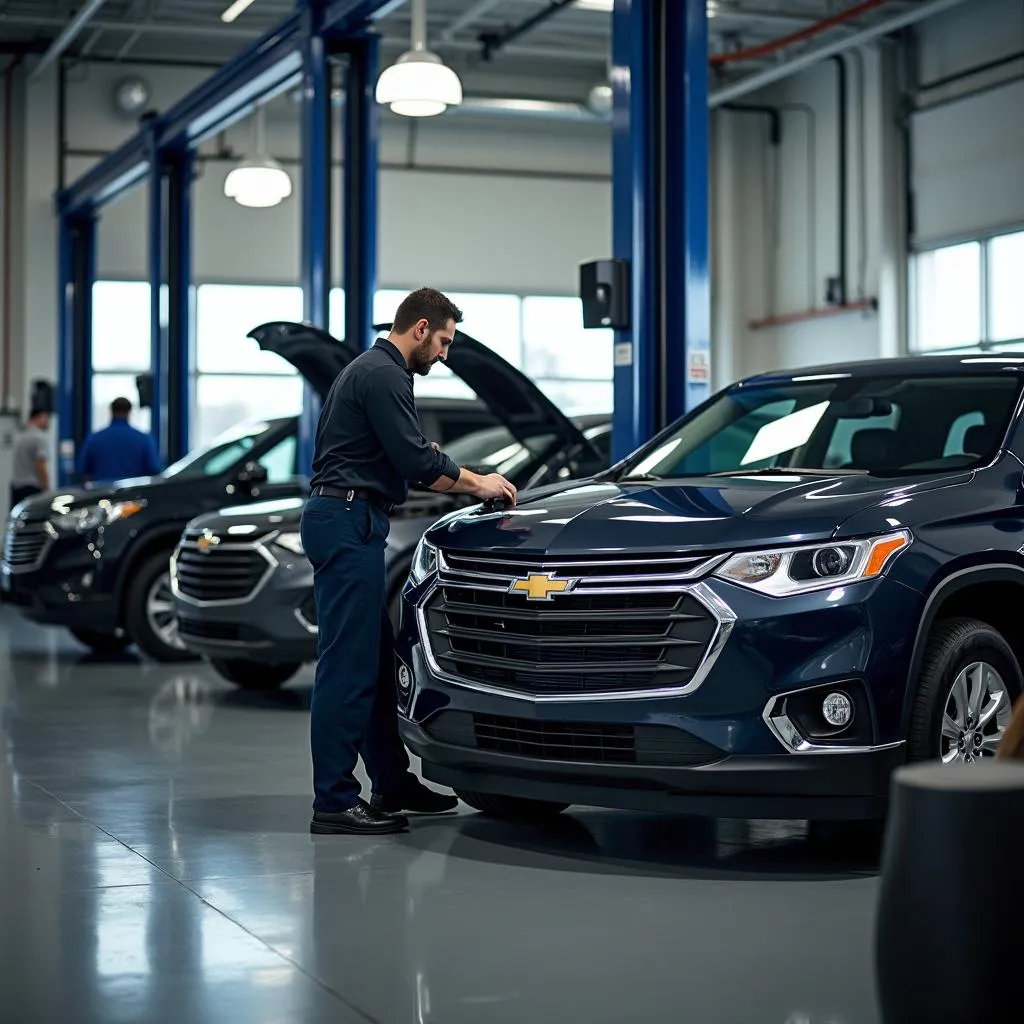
[420,549,734,701]
[172,532,276,604]
[2,518,54,572]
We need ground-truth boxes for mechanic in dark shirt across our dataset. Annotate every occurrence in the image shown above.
[301,287,517,836]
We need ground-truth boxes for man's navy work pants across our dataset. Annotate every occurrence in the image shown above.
[300,494,410,813]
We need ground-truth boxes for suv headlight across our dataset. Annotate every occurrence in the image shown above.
[274,532,304,555]
[51,500,145,534]
[714,529,910,597]
[409,537,437,584]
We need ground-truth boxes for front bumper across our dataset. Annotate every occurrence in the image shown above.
[172,550,318,665]
[397,572,921,821]
[1,527,120,633]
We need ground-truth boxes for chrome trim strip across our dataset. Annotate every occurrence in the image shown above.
[761,689,906,755]
[294,606,318,634]
[414,578,736,703]
[170,533,280,608]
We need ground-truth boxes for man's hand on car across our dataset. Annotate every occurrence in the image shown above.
[474,471,517,506]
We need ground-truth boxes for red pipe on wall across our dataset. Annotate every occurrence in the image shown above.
[2,55,24,412]
[710,0,891,67]
[749,298,878,331]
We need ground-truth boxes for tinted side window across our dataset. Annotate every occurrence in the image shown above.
[258,435,298,482]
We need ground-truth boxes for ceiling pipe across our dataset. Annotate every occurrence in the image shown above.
[438,0,503,42]
[709,0,972,106]
[29,0,108,80]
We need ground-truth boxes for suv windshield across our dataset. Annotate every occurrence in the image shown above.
[618,374,1023,480]
[162,421,282,480]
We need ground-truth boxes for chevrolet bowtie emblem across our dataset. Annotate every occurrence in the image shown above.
[508,572,576,601]
[196,533,220,553]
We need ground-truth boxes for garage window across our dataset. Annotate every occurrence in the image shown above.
[912,229,1024,353]
[91,281,152,433]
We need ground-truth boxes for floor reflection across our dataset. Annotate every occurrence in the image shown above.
[0,610,883,1024]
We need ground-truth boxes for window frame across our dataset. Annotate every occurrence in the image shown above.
[910,225,1024,355]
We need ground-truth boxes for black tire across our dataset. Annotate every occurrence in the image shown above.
[69,628,131,655]
[907,616,1023,763]
[124,550,198,663]
[209,658,301,690]
[455,789,570,819]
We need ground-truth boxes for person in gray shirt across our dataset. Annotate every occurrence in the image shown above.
[10,408,51,510]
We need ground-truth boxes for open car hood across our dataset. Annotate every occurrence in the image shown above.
[248,320,593,455]
[247,321,358,399]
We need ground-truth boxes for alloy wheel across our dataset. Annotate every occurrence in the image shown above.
[146,571,185,651]
[939,660,1011,764]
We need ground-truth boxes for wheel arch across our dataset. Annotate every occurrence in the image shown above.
[114,526,189,624]
[902,563,1024,734]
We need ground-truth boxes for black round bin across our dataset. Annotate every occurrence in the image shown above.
[874,760,1024,1023]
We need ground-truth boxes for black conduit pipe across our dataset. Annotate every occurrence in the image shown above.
[829,54,848,307]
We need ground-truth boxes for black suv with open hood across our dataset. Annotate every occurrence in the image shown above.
[169,321,610,689]
[0,323,496,662]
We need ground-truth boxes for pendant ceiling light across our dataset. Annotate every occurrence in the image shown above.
[223,104,293,208]
[375,0,462,117]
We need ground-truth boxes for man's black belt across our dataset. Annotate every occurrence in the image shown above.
[312,484,397,515]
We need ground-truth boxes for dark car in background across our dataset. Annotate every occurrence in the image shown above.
[169,320,611,689]
[0,323,495,662]
[394,355,1024,824]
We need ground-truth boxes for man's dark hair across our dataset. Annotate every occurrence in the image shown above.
[392,287,463,334]
[28,408,47,421]
[110,397,133,417]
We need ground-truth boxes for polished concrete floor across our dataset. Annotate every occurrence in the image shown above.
[0,607,885,1024]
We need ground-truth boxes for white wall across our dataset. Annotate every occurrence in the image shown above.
[909,0,1024,246]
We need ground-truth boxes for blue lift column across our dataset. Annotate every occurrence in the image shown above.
[56,212,96,484]
[299,1,332,476]
[342,33,378,353]
[610,0,710,462]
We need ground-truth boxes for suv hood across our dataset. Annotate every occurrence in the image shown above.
[250,320,593,455]
[11,474,190,520]
[427,471,970,555]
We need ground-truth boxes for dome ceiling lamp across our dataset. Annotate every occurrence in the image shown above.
[375,0,463,117]
[223,104,293,209]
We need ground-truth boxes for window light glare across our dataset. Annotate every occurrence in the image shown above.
[221,0,257,23]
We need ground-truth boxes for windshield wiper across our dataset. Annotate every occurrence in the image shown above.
[708,466,869,478]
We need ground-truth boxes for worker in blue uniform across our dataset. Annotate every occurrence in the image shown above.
[78,397,162,484]
[301,287,517,836]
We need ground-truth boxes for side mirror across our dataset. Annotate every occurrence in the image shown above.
[237,460,268,485]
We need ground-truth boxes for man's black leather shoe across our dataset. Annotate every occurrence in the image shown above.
[310,800,409,835]
[370,778,459,815]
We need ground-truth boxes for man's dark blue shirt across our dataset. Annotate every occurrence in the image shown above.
[309,337,460,506]
[78,418,162,483]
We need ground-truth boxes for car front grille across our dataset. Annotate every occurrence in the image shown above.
[424,710,724,767]
[422,549,729,699]
[2,517,53,572]
[173,532,274,603]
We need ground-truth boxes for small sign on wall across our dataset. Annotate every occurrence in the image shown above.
[687,350,709,383]
[614,342,633,367]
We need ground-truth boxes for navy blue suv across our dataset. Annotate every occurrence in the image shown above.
[395,355,1024,823]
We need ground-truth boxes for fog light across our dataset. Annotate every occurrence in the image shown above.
[397,665,412,692]
[822,691,853,728]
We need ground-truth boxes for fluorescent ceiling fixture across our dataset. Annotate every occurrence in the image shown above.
[376,0,462,117]
[224,105,292,208]
[221,0,257,23]
[224,157,292,207]
[741,401,829,465]
[573,0,718,11]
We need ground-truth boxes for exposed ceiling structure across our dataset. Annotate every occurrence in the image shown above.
[0,0,950,107]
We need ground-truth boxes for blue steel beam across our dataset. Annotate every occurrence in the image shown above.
[56,134,149,217]
[298,2,332,477]
[166,149,194,463]
[148,143,167,461]
[342,34,379,355]
[56,214,95,484]
[610,0,709,462]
